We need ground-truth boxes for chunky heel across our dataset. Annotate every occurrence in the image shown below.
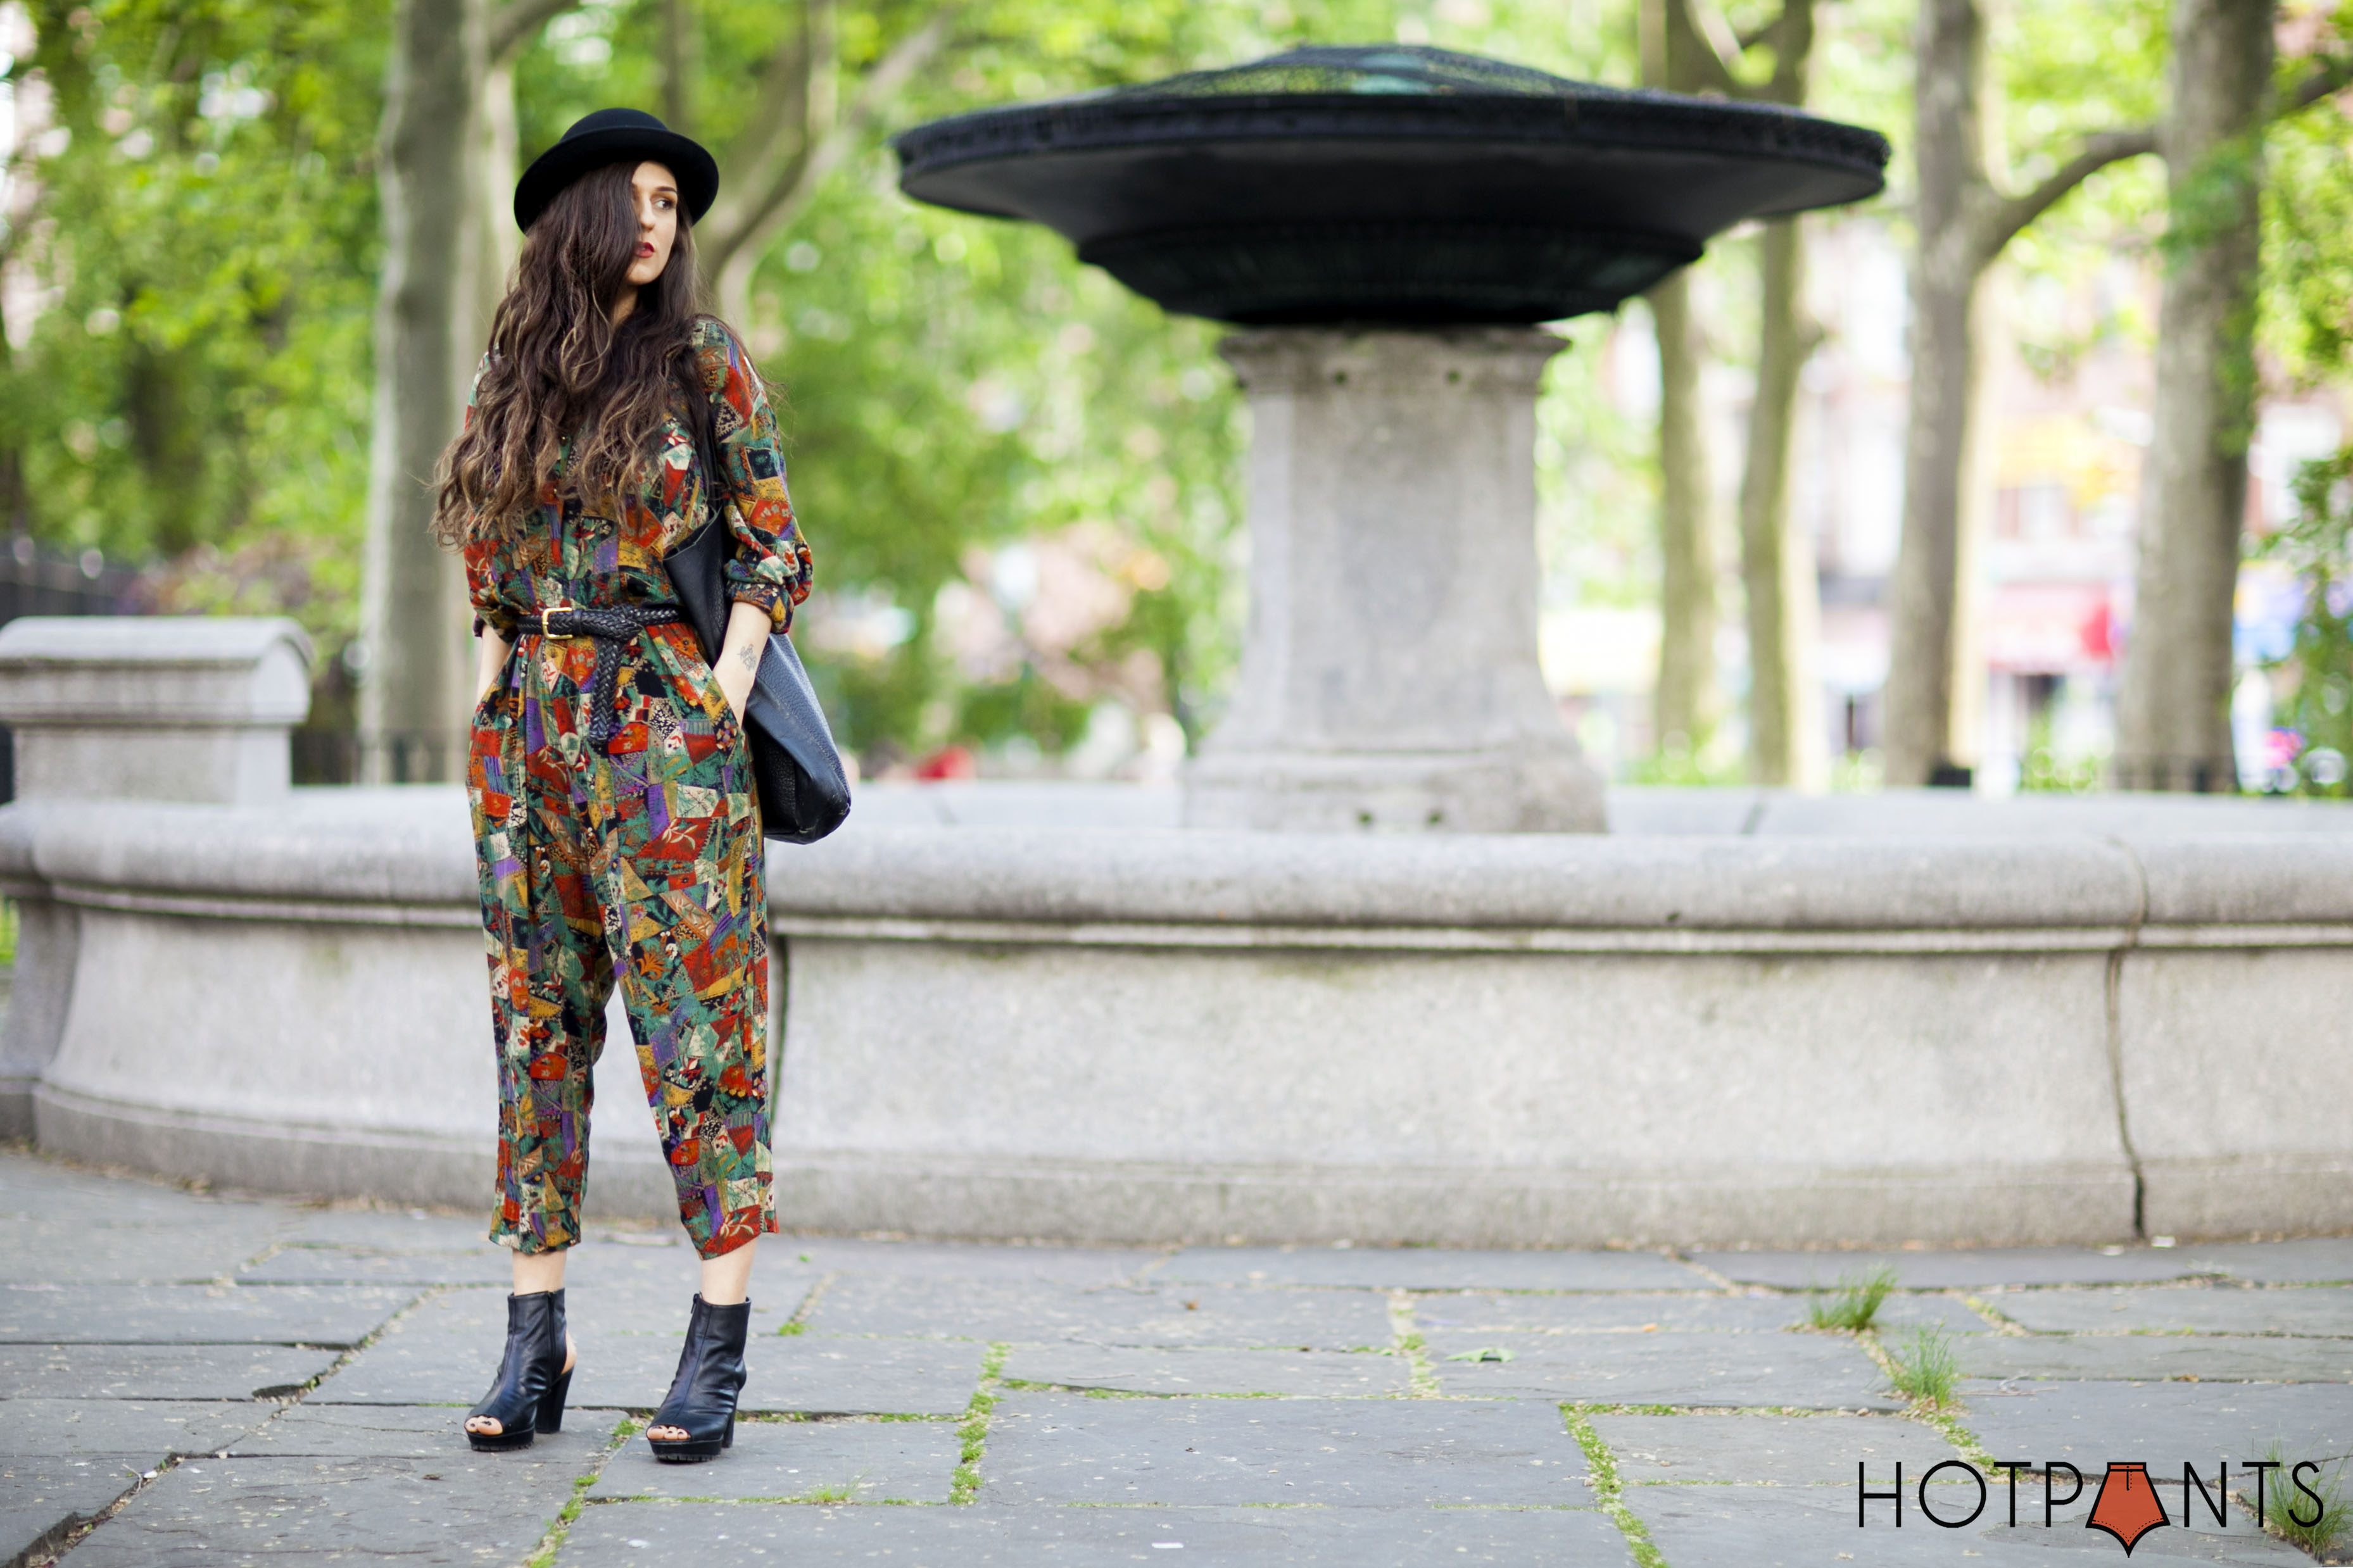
[465,1289,573,1453]
[536,1366,574,1434]
[647,1295,750,1464]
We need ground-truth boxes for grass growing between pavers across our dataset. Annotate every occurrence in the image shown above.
[1846,1321,2001,1475]
[1564,1407,1670,1568]
[777,1272,833,1336]
[1883,1324,1959,1408]
[949,1343,1010,1504]
[1389,1291,1441,1397]
[522,1414,635,1568]
[1805,1267,1898,1333]
[2247,1443,2351,1561]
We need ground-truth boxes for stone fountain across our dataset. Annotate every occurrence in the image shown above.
[894,45,1888,830]
[0,52,2345,1250]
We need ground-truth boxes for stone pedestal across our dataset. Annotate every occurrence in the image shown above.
[0,617,313,806]
[1184,328,1605,832]
[0,617,312,1138]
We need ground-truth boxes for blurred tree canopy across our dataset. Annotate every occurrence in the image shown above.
[1,0,386,625]
[0,0,1658,770]
[23,0,2347,775]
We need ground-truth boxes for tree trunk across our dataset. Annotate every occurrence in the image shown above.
[1883,0,2158,786]
[1736,0,1822,787]
[2114,0,2275,792]
[1643,0,1722,756]
[1884,0,1989,786]
[358,0,484,783]
[660,0,698,134]
[470,58,524,349]
[1648,270,1720,753]
[1740,217,1826,786]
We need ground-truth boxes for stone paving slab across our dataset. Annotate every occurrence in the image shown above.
[1410,1291,1988,1335]
[0,1215,291,1285]
[781,1236,1163,1283]
[2187,1239,2353,1284]
[0,1454,151,1565]
[65,1452,589,1567]
[312,1322,683,1408]
[1990,1286,2353,1337]
[239,1248,517,1286]
[1594,1412,1964,1485]
[982,1392,1589,1505]
[0,1398,277,1457]
[270,1210,502,1252]
[312,1308,983,1415]
[0,1155,250,1227]
[804,1275,1397,1349]
[1164,1247,1706,1291]
[1425,1330,1902,1410]
[0,1284,418,1346]
[232,1400,619,1458]
[556,1502,1635,1566]
[1000,1345,1409,1396]
[741,1335,987,1416]
[0,1343,339,1400]
[1959,1333,2353,1383]
[1624,1477,2309,1564]
[1693,1248,2214,1290]
[588,1415,962,1502]
[1958,1378,2353,1466]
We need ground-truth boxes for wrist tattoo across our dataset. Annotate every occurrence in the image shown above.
[736,643,759,671]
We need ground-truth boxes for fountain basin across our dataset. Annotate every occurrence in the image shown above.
[9,779,2351,1246]
[895,46,1889,323]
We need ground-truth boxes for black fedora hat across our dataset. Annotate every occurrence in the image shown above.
[514,108,720,231]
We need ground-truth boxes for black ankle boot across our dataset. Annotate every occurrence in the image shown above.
[464,1289,573,1452]
[647,1294,750,1462]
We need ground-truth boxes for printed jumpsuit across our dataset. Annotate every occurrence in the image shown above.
[464,319,814,1259]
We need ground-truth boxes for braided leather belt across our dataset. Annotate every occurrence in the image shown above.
[532,604,687,745]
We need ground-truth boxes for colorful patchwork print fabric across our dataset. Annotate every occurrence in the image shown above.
[459,315,807,1259]
[469,624,778,1258]
[462,317,813,638]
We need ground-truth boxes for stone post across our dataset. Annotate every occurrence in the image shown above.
[0,618,313,806]
[0,617,313,1136]
[1185,328,1606,832]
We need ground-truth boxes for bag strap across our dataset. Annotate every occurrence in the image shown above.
[677,340,722,529]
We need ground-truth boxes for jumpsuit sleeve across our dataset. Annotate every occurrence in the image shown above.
[460,354,521,640]
[691,319,814,633]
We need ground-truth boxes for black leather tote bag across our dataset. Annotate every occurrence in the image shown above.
[667,367,852,844]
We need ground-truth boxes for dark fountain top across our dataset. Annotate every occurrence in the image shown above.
[893,45,1889,326]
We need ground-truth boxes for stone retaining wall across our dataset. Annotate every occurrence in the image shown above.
[3,781,2347,1246]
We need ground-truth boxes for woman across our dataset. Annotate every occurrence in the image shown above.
[431,108,813,1463]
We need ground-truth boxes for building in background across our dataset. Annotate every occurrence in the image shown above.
[1541,219,2349,791]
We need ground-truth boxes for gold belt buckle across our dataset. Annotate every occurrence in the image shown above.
[541,605,572,640]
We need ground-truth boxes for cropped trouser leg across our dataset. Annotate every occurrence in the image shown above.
[470,627,778,1260]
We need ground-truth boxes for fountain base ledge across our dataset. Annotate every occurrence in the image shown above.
[4,783,2350,1247]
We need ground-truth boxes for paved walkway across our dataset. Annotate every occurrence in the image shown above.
[1,1151,2346,1565]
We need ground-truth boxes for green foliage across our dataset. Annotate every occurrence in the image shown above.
[2255,1443,2349,1559]
[2252,447,2353,798]
[1886,1323,1960,1408]
[0,0,387,643]
[1805,1266,1897,1333]
[2264,95,2353,388]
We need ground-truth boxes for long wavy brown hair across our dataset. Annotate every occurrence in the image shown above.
[432,160,702,546]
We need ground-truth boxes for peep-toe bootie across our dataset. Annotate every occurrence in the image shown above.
[647,1294,751,1462]
[464,1289,574,1452]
